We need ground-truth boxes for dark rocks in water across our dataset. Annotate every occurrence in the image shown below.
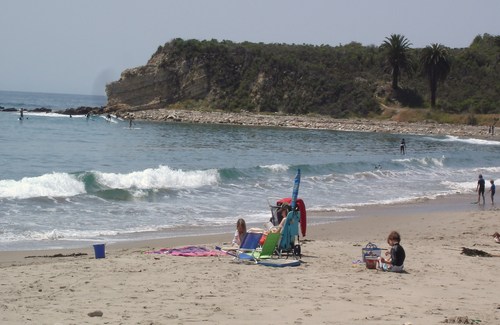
[59,106,105,116]
[0,107,51,113]
[0,106,105,115]
[31,107,52,113]
[0,107,17,112]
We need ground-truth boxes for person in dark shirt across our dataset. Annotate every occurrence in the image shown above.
[476,174,486,204]
[377,231,405,272]
[400,138,406,155]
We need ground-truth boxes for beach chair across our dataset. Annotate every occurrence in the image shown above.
[229,232,263,262]
[238,231,281,262]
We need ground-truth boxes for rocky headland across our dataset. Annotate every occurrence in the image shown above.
[101,38,498,139]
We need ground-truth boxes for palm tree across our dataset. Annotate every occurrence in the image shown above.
[381,34,412,89]
[420,43,451,108]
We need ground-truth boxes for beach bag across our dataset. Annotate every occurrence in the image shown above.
[362,242,381,262]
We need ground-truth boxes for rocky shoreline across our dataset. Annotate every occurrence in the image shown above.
[117,108,498,139]
[3,105,496,138]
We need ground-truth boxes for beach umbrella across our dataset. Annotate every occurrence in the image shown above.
[291,169,301,210]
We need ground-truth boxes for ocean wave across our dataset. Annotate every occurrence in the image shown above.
[259,164,289,172]
[392,156,446,167]
[441,180,476,193]
[0,166,219,199]
[0,172,86,199]
[427,135,500,146]
[93,165,219,190]
[21,112,74,118]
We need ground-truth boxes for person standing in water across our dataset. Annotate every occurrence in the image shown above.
[476,174,486,204]
[400,138,406,155]
[489,179,495,205]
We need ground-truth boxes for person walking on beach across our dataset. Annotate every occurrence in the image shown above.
[476,174,486,204]
[489,179,495,204]
[400,138,406,155]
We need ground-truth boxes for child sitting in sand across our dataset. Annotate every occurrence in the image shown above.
[377,231,406,272]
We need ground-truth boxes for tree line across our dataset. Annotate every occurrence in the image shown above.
[151,34,500,117]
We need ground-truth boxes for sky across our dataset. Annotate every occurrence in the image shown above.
[1,0,499,96]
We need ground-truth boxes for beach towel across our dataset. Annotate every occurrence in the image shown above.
[145,246,226,257]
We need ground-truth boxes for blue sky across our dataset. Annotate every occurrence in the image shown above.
[1,0,499,96]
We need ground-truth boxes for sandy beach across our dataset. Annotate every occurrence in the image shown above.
[1,195,499,324]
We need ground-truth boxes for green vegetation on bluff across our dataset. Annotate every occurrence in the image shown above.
[150,34,500,119]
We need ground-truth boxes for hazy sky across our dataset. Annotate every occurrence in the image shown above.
[2,0,499,96]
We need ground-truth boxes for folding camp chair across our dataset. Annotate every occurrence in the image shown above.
[229,232,263,262]
[238,231,281,262]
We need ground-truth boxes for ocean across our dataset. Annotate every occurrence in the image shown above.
[1,90,499,251]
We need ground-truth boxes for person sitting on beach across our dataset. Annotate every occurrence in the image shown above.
[277,202,291,226]
[377,231,405,272]
[231,218,247,247]
[489,179,495,205]
[476,174,486,204]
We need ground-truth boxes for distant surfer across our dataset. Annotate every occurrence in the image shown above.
[106,114,111,122]
[400,138,406,155]
[19,108,24,120]
[129,116,134,128]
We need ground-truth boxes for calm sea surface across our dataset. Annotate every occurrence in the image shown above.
[1,90,499,251]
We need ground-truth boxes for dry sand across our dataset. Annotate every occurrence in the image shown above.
[1,195,499,324]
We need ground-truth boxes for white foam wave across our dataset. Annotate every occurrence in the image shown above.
[428,135,500,146]
[441,180,476,194]
[95,165,219,190]
[393,156,446,167]
[471,166,500,174]
[260,164,289,172]
[21,112,69,118]
[0,172,85,199]
[99,115,122,123]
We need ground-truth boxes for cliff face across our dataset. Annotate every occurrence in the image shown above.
[105,39,381,116]
[106,55,210,111]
